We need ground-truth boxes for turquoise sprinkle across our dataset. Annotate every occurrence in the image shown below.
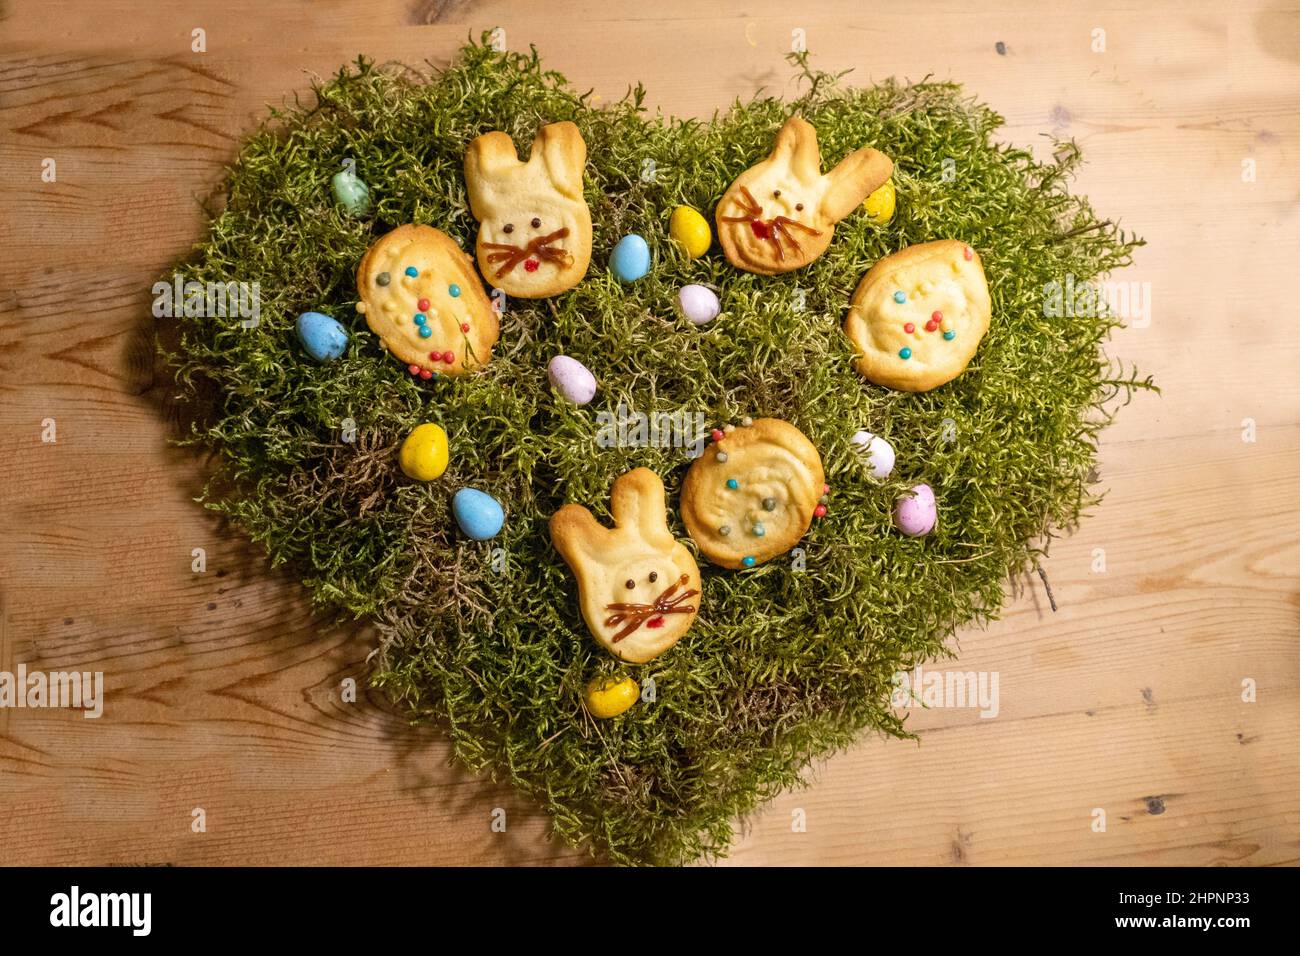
[899,347,912,359]
[726,478,739,490]
[418,326,432,339]
[943,330,956,340]
[752,523,766,537]
[893,291,906,303]
[405,266,418,277]
[449,284,461,297]
[414,313,427,325]
[742,556,756,568]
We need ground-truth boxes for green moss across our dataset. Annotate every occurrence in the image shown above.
[165,38,1153,865]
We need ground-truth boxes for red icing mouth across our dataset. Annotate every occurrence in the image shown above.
[523,258,540,272]
[645,615,666,629]
[749,219,771,240]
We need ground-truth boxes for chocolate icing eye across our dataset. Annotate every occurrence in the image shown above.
[648,571,659,583]
[772,189,781,198]
[531,217,542,229]
[503,223,514,234]
[625,579,635,589]
[795,203,804,211]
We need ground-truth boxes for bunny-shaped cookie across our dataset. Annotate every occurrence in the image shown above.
[716,117,893,275]
[550,468,701,664]
[464,121,593,299]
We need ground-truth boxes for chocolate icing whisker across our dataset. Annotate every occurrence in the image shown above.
[603,573,698,643]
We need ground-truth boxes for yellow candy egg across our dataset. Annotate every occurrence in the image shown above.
[863,179,896,224]
[398,423,449,481]
[584,675,640,719]
[669,205,712,259]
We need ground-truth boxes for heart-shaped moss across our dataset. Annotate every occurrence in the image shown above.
[166,38,1152,865]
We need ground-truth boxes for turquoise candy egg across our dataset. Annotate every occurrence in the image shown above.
[609,234,651,282]
[452,487,504,541]
[296,311,349,362]
[331,169,371,217]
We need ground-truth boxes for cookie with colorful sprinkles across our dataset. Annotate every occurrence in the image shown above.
[680,418,826,570]
[844,239,991,392]
[354,224,499,379]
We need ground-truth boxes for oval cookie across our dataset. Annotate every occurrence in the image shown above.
[680,418,824,569]
[355,224,499,378]
[844,240,991,392]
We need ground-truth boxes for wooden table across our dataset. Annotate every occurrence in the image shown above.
[2,0,1297,866]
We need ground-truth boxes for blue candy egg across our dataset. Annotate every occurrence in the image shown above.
[296,311,349,362]
[452,488,504,541]
[330,169,370,217]
[609,234,651,282]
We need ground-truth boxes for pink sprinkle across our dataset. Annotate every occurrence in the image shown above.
[903,322,915,333]
[963,246,973,261]
[814,504,828,518]
[461,323,470,333]
[417,298,430,311]
[822,483,830,495]
[407,364,420,375]
[932,310,943,322]
[443,350,455,364]
[418,368,433,380]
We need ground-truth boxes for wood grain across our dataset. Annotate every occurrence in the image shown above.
[1,0,1297,866]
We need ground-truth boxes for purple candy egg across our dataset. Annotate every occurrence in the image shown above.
[894,483,937,537]
[547,354,597,406]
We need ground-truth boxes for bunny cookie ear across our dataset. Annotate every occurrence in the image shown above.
[609,468,676,551]
[549,504,609,566]
[820,147,894,224]
[531,121,587,201]
[769,117,824,183]
[464,130,522,218]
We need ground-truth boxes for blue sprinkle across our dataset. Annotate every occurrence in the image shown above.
[726,478,739,490]
[893,290,906,303]
[742,556,756,568]
[943,330,956,340]
[899,347,912,360]
[405,266,418,277]
[752,523,766,537]
[418,326,432,339]
[449,284,461,298]
[414,313,427,326]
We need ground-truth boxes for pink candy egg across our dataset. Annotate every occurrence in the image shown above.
[894,483,937,537]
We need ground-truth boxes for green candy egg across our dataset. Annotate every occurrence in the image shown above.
[331,169,371,217]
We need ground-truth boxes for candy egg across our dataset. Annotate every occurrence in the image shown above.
[330,169,371,217]
[863,179,896,224]
[894,483,937,537]
[452,487,505,541]
[583,674,640,719]
[668,205,711,259]
[676,284,721,325]
[295,311,349,362]
[609,234,651,282]
[398,423,449,481]
[850,430,895,478]
[547,354,597,405]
